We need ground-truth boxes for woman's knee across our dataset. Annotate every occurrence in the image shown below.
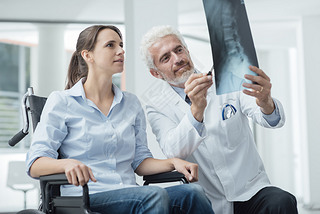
[184,183,206,197]
[171,183,210,204]
[144,186,169,204]
[166,184,214,213]
[142,186,169,213]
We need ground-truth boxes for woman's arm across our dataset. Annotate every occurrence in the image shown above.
[132,97,197,182]
[30,157,96,186]
[135,157,198,182]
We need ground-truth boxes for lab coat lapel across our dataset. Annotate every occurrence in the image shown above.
[206,83,216,105]
[160,81,190,116]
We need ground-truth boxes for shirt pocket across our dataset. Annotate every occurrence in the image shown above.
[221,112,243,149]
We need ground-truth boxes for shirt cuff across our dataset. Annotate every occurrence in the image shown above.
[262,99,281,127]
[187,108,205,136]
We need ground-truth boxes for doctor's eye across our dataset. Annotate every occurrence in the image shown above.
[160,55,170,63]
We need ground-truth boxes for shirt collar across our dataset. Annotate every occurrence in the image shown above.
[66,77,123,105]
[66,78,87,100]
[171,85,186,100]
[111,83,123,106]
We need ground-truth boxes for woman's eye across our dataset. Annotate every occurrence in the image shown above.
[106,43,113,47]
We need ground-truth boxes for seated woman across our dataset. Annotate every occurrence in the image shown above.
[26,25,214,214]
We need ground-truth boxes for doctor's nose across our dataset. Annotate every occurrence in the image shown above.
[172,53,184,65]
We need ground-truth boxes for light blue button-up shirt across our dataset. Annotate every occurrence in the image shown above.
[26,78,153,196]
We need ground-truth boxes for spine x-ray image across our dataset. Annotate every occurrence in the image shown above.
[202,0,259,95]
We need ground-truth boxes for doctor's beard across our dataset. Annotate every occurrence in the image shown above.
[162,68,194,87]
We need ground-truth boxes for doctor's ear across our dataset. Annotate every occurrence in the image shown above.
[150,69,164,80]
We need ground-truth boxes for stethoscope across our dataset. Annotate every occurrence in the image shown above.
[221,103,237,120]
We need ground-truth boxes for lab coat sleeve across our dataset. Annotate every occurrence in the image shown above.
[240,92,285,128]
[145,103,206,159]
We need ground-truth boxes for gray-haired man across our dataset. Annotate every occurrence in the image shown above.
[140,25,297,214]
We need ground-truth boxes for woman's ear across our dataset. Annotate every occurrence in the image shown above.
[81,50,93,63]
[150,69,164,80]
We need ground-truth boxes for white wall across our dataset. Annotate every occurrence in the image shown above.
[251,17,320,212]
[299,15,320,208]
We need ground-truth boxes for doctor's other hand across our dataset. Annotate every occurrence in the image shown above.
[171,158,198,182]
[242,66,275,115]
[184,73,213,122]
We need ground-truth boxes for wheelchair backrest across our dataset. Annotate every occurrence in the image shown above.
[28,95,47,132]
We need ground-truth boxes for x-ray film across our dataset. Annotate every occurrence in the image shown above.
[202,0,259,95]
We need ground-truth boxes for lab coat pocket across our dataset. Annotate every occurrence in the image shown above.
[222,112,243,149]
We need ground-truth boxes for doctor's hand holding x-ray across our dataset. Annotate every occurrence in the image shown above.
[184,73,213,122]
[242,65,276,115]
[184,65,275,120]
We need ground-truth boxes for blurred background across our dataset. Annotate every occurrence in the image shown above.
[0,0,319,213]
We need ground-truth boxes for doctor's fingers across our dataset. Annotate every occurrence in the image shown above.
[245,66,271,87]
[185,76,212,95]
[244,74,271,91]
[243,81,272,98]
[185,74,212,93]
[249,66,270,81]
[187,82,212,100]
[185,73,206,86]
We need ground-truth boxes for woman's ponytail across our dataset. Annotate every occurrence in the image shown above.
[65,51,88,89]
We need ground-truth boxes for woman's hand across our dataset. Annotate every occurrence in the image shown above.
[171,158,198,182]
[63,159,97,186]
[30,157,96,186]
[135,157,198,182]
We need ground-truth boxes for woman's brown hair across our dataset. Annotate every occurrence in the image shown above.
[65,25,122,89]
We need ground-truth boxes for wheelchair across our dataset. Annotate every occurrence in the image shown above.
[9,87,189,214]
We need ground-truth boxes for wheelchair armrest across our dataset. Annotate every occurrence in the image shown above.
[40,173,69,183]
[39,173,90,213]
[142,171,189,185]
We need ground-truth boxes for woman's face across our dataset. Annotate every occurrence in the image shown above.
[90,28,125,75]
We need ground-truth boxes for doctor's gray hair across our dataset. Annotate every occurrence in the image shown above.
[140,25,188,70]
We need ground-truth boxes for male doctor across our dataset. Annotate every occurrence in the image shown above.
[140,25,297,214]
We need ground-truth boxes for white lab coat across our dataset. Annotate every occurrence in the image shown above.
[142,79,285,214]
